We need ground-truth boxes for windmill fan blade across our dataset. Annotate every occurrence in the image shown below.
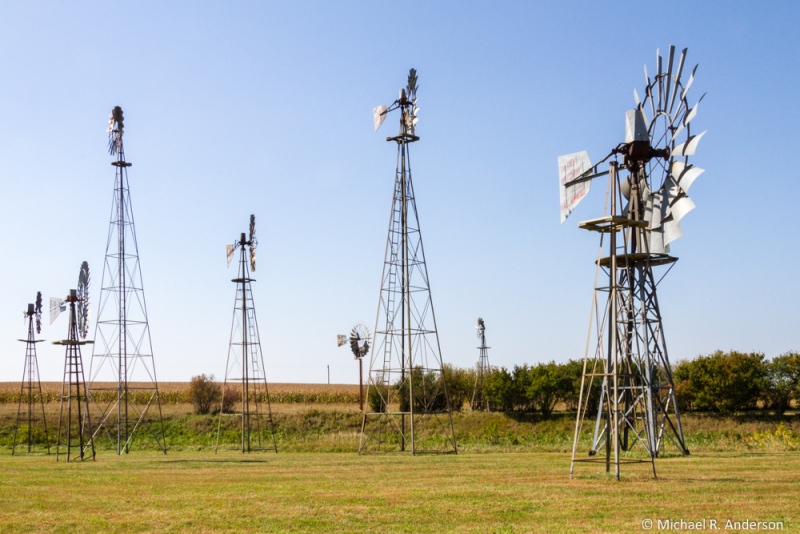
[633,88,640,106]
[672,131,706,157]
[373,105,387,132]
[668,48,687,114]
[226,244,234,267]
[663,217,684,246]
[558,151,593,224]
[337,335,347,347]
[664,45,675,117]
[681,65,699,102]
[673,100,700,140]
[250,247,256,271]
[249,214,256,242]
[671,161,705,192]
[35,291,43,314]
[670,194,696,224]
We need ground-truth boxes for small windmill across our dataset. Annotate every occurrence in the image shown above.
[471,318,491,412]
[562,46,703,480]
[348,322,371,411]
[52,262,96,462]
[12,292,50,455]
[216,214,277,453]
[360,69,457,455]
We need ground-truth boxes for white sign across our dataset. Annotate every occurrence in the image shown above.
[558,151,592,223]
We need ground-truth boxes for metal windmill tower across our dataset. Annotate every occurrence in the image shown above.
[12,292,50,455]
[215,215,277,453]
[471,317,491,412]
[359,69,457,454]
[561,46,704,479]
[52,262,96,462]
[88,106,167,454]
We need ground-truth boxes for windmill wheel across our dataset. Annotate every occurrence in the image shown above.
[349,323,371,360]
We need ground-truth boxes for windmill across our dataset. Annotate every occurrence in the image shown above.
[88,106,167,455]
[562,46,703,479]
[12,291,50,455]
[52,262,96,462]
[348,322,371,411]
[215,214,277,453]
[471,318,491,412]
[360,69,457,455]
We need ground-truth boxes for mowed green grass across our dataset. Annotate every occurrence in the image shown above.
[0,451,797,533]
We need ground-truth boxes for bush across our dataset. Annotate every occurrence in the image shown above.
[442,364,475,411]
[673,351,767,413]
[763,351,800,414]
[188,374,221,415]
[221,385,238,414]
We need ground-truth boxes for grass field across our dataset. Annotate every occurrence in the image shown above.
[0,450,797,533]
[1,381,799,532]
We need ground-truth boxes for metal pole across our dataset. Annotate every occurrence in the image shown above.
[358,358,364,411]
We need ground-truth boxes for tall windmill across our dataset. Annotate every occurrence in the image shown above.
[471,317,491,412]
[215,215,277,453]
[359,69,457,454]
[562,46,704,479]
[52,262,96,462]
[12,292,50,455]
[88,106,166,455]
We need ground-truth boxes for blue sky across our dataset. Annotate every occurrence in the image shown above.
[1,1,798,384]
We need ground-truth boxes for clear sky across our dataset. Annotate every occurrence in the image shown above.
[1,1,798,384]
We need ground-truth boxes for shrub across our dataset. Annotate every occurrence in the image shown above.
[763,351,800,414]
[188,374,221,415]
[673,350,767,413]
[221,385,238,414]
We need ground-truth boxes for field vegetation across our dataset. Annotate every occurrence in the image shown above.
[1,358,799,532]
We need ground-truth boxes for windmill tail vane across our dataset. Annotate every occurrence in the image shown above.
[107,105,125,155]
[372,68,420,134]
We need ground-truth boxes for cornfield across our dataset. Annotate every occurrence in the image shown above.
[0,382,360,405]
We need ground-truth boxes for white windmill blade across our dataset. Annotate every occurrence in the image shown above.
[664,45,675,117]
[49,297,65,325]
[645,190,666,230]
[633,87,640,106]
[673,97,703,140]
[670,195,696,224]
[373,104,387,132]
[226,244,235,267]
[648,225,670,254]
[668,48,687,114]
[337,335,347,347]
[672,130,707,157]
[250,247,256,271]
[680,64,699,103]
[663,217,684,246]
[558,151,592,224]
[671,161,705,193]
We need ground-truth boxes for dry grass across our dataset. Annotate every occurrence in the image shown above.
[0,450,796,532]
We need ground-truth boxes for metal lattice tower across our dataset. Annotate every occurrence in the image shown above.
[215,216,277,453]
[564,46,701,479]
[88,106,167,454]
[12,294,50,455]
[471,317,491,412]
[54,289,96,462]
[360,69,457,454]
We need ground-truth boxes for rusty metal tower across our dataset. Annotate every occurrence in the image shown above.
[12,292,50,455]
[215,215,277,453]
[471,318,491,412]
[53,263,96,462]
[562,46,703,479]
[359,69,457,454]
[88,106,167,454]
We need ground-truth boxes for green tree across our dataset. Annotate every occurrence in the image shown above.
[483,367,514,412]
[526,361,571,418]
[673,351,767,413]
[763,351,800,414]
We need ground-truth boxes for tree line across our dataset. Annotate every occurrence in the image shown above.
[446,350,800,416]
